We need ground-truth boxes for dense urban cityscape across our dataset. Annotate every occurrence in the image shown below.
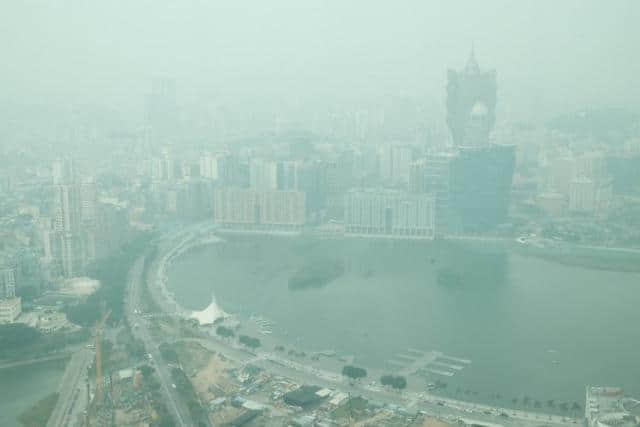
[2,2,640,427]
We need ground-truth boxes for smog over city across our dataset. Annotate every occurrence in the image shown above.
[1,2,640,427]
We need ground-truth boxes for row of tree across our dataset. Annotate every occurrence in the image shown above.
[215,326,262,350]
[341,365,408,391]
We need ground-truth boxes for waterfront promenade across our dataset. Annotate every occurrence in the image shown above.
[139,224,581,427]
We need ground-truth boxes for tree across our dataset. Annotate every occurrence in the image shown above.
[139,364,155,379]
[341,365,367,381]
[534,400,542,409]
[158,343,178,364]
[216,326,234,339]
[238,335,261,350]
[547,399,555,409]
[380,375,407,390]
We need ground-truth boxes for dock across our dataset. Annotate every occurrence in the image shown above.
[386,349,471,378]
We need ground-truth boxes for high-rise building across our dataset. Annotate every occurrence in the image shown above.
[344,189,435,238]
[52,158,77,185]
[378,144,414,186]
[277,160,299,191]
[214,188,305,230]
[249,158,278,190]
[0,267,16,299]
[151,147,176,181]
[449,145,515,232]
[446,47,496,147]
[440,49,514,233]
[50,159,98,278]
[424,152,457,236]
[409,160,427,193]
[569,177,596,213]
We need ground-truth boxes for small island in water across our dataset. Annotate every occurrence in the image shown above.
[288,258,345,290]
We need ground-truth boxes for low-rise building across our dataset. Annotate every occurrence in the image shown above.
[585,386,640,427]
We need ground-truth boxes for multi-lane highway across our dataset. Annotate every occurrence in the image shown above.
[46,348,92,427]
[126,254,194,427]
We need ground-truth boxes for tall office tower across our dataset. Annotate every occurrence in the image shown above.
[446,47,496,147]
[449,144,515,232]
[441,49,514,233]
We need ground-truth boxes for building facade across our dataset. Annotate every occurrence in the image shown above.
[214,188,305,230]
[446,47,496,148]
[449,145,515,233]
[0,297,21,324]
[344,189,435,238]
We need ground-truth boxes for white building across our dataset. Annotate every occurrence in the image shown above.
[214,188,305,230]
[0,297,22,324]
[379,145,414,187]
[345,189,435,238]
[249,158,278,190]
[569,177,595,213]
[0,267,16,298]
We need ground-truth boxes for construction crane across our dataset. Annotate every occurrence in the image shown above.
[95,308,111,405]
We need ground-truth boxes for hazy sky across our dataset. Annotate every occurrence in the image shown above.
[2,1,639,122]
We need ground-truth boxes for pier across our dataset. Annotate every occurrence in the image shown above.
[386,348,471,378]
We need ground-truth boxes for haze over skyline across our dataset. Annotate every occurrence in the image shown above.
[3,0,639,126]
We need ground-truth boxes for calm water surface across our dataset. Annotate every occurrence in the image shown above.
[168,236,640,405]
[0,359,66,427]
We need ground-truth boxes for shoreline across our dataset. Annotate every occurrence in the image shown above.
[148,227,640,409]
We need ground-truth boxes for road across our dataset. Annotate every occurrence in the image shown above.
[178,336,579,427]
[46,348,92,427]
[126,254,194,427]
[141,224,579,427]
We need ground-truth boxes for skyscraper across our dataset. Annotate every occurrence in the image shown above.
[50,159,97,278]
[441,49,514,233]
[446,46,497,147]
